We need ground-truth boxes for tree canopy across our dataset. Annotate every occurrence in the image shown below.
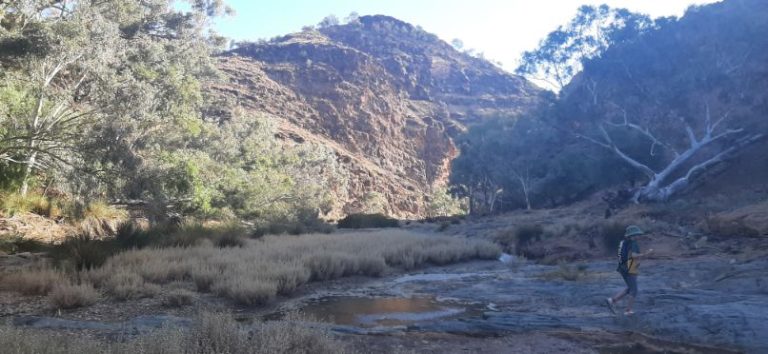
[0,0,340,228]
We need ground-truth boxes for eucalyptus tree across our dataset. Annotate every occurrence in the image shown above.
[0,0,229,197]
[560,0,768,202]
[516,5,654,91]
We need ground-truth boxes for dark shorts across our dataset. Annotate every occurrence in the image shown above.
[621,272,638,297]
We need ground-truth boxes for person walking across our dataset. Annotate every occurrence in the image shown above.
[606,225,653,316]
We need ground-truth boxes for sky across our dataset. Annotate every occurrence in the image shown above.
[213,0,721,73]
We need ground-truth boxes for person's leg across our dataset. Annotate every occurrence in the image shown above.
[612,272,631,302]
[625,275,638,313]
[612,288,628,302]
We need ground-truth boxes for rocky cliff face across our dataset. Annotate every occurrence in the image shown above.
[207,15,543,218]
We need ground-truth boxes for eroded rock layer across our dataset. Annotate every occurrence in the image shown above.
[208,15,543,218]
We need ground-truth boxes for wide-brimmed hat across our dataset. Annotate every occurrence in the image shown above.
[624,225,645,238]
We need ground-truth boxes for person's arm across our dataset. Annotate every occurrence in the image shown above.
[631,249,654,259]
[630,241,653,259]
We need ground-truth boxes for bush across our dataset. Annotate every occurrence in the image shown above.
[48,283,100,309]
[85,268,160,301]
[337,213,399,229]
[0,234,48,254]
[83,201,127,219]
[252,210,335,237]
[53,234,117,270]
[215,231,246,248]
[705,215,762,238]
[0,192,53,217]
[213,278,277,306]
[492,224,545,257]
[162,289,195,307]
[115,221,156,250]
[192,265,219,293]
[211,224,248,248]
[155,221,248,248]
[514,224,544,251]
[0,311,348,354]
[2,268,68,296]
[539,263,588,282]
[493,228,517,253]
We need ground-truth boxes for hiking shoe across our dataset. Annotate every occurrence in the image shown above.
[624,310,635,316]
[605,298,616,314]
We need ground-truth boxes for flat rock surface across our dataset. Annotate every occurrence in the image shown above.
[273,256,768,353]
[10,255,767,353]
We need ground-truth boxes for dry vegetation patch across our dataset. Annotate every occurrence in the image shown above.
[85,230,498,305]
[7,230,499,308]
[1,268,68,296]
[48,282,100,309]
[538,263,590,282]
[0,312,348,354]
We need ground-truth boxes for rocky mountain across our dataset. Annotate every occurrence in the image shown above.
[207,15,543,218]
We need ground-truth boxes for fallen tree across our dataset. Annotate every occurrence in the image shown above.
[580,104,764,202]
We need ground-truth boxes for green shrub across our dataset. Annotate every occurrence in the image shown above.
[337,213,399,229]
[493,224,547,258]
[514,224,544,250]
[114,222,156,250]
[0,192,52,217]
[52,235,117,270]
[214,226,247,248]
[252,210,335,237]
[83,201,127,219]
[152,222,211,248]
[0,234,48,254]
[492,228,516,253]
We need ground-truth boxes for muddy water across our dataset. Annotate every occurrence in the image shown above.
[288,296,483,327]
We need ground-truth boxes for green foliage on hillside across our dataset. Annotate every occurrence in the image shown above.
[450,112,644,214]
[0,1,340,228]
[337,213,399,229]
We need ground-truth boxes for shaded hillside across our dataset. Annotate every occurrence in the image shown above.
[207,15,543,218]
[451,0,768,213]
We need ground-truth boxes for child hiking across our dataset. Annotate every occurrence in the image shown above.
[606,225,653,316]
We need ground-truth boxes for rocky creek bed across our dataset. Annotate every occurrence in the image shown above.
[9,255,768,353]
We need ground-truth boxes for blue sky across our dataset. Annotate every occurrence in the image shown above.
[213,0,720,72]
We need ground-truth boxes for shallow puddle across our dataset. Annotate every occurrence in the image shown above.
[283,296,482,327]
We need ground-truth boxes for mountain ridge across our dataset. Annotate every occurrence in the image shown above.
[207,15,544,218]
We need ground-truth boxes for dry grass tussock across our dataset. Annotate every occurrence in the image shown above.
[82,230,499,305]
[0,268,101,309]
[48,282,100,309]
[703,200,768,238]
[538,263,590,282]
[0,311,349,354]
[1,268,68,296]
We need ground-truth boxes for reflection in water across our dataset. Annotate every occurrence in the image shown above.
[298,296,475,327]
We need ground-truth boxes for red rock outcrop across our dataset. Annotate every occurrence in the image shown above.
[207,15,543,218]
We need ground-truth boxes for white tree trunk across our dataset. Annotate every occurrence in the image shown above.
[634,133,764,202]
[582,104,763,203]
[515,173,532,210]
[20,151,37,196]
